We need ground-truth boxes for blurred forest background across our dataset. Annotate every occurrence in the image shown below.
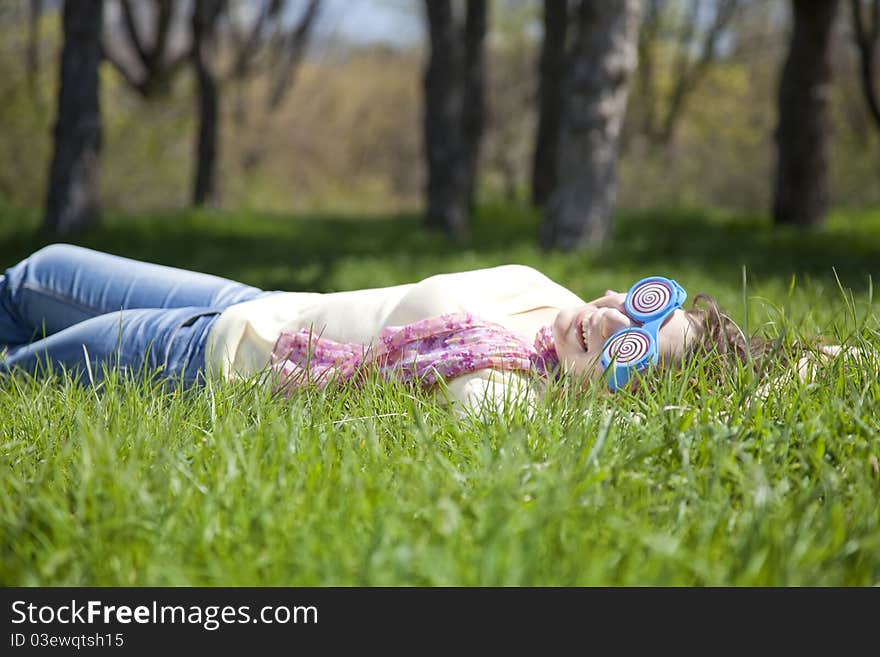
[0,0,877,248]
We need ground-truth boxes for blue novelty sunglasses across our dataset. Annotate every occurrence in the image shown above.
[599,276,687,391]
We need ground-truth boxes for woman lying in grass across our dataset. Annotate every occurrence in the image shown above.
[0,244,837,414]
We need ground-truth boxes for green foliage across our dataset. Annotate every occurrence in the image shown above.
[2,204,879,585]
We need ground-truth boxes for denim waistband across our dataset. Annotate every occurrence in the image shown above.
[164,310,223,388]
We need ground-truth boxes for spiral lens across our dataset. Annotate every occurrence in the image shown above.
[628,279,673,317]
[603,330,651,366]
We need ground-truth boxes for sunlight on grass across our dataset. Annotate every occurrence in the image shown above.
[1,204,879,585]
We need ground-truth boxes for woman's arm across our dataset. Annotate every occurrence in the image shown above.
[796,344,865,382]
[441,368,537,419]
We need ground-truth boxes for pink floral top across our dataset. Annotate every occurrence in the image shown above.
[270,312,559,393]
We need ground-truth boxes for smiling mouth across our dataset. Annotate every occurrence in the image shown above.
[575,309,591,352]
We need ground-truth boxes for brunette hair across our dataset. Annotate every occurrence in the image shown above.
[681,293,789,376]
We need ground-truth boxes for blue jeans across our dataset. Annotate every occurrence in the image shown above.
[0,244,269,388]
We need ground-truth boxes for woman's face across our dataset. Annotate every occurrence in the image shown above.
[553,289,699,381]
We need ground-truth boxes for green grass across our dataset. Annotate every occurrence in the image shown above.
[2,202,880,585]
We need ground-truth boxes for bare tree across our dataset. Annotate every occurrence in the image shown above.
[44,0,103,235]
[192,0,321,205]
[100,0,320,207]
[102,0,190,98]
[266,0,322,110]
[226,0,322,107]
[228,0,282,81]
[531,0,567,208]
[850,0,880,131]
[423,0,488,240]
[661,0,741,143]
[637,0,743,145]
[541,0,641,250]
[225,0,323,179]
[773,0,840,228]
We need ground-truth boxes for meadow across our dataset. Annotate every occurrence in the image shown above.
[2,203,879,585]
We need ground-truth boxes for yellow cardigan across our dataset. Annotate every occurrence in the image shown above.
[205,264,585,414]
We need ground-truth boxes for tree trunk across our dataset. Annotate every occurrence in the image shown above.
[541,0,641,250]
[424,0,466,238]
[531,0,568,208]
[773,0,839,228]
[423,0,487,240]
[191,0,223,207]
[44,0,103,236]
[461,0,487,211]
[850,0,880,132]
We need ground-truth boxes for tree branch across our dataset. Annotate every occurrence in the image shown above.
[120,0,149,67]
[228,0,286,80]
[148,0,174,72]
[659,0,740,143]
[266,0,321,111]
[101,42,148,96]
